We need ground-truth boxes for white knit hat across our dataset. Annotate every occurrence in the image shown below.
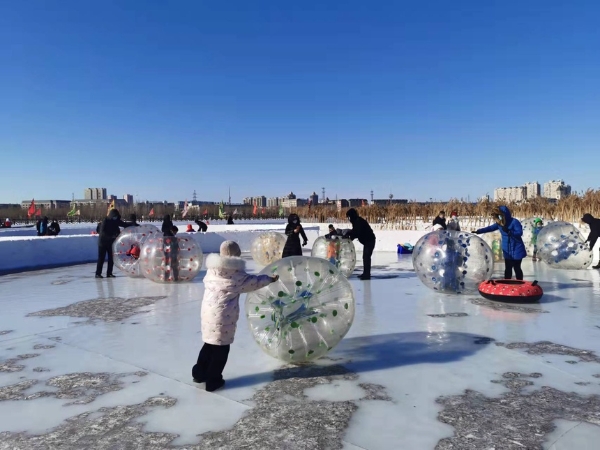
[220,240,241,257]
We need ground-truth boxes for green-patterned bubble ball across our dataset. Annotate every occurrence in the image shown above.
[245,256,356,363]
[310,236,356,277]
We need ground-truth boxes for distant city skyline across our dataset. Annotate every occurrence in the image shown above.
[1,1,599,203]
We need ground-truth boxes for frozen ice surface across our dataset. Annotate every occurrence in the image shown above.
[1,253,600,449]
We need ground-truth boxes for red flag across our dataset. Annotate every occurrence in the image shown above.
[261,207,265,215]
[35,208,42,217]
[253,204,257,215]
[149,208,155,217]
[203,208,208,215]
[27,199,35,218]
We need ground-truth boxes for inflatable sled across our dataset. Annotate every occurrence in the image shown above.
[478,279,543,303]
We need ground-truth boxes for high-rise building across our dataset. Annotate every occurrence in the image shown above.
[252,196,267,207]
[84,188,107,200]
[267,197,280,208]
[524,182,540,199]
[124,194,134,204]
[493,186,526,202]
[309,192,318,205]
[543,180,572,199]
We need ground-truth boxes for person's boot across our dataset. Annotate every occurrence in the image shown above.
[359,273,371,280]
[192,364,206,383]
[593,264,600,269]
[95,274,103,279]
[106,274,116,278]
[206,379,225,392]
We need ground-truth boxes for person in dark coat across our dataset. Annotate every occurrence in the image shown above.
[164,226,180,281]
[95,209,131,278]
[475,206,526,280]
[195,218,208,232]
[432,211,447,230]
[227,215,234,225]
[35,218,42,236]
[282,214,308,257]
[38,217,49,236]
[345,208,376,280]
[48,219,61,236]
[129,214,140,226]
[582,213,600,269]
[162,215,175,236]
[325,224,339,239]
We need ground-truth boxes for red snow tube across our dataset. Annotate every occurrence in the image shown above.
[478,279,543,303]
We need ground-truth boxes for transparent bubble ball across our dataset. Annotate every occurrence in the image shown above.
[479,230,503,262]
[412,230,494,294]
[139,235,203,283]
[251,232,286,266]
[310,236,356,277]
[112,225,160,277]
[245,256,355,363]
[537,221,592,270]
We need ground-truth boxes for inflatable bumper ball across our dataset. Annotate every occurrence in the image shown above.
[246,256,355,363]
[251,232,286,266]
[479,230,503,262]
[536,221,593,270]
[412,230,494,294]
[311,236,356,277]
[112,225,160,277]
[140,235,203,283]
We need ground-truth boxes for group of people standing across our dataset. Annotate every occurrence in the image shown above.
[36,217,61,236]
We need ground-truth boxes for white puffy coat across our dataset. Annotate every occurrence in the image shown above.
[201,254,272,345]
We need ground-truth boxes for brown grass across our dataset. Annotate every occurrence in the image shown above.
[4,191,600,228]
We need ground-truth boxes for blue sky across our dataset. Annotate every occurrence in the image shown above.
[1,0,599,204]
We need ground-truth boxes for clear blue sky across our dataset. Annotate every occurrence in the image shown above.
[1,0,599,204]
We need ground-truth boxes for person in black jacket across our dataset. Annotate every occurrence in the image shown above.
[195,218,208,232]
[325,224,340,239]
[129,214,140,226]
[227,215,234,225]
[162,215,175,236]
[48,219,61,236]
[96,209,131,278]
[346,208,376,280]
[282,214,308,257]
[432,211,447,230]
[582,213,600,269]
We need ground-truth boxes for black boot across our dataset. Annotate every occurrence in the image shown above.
[95,274,103,279]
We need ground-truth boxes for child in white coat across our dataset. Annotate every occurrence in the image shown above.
[193,240,278,392]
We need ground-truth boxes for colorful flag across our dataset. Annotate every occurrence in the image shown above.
[27,199,35,218]
[182,200,189,218]
[67,204,77,217]
[233,209,239,215]
[218,201,226,219]
[35,208,42,217]
[203,208,208,215]
[75,209,81,216]
[107,199,115,215]
[279,205,284,217]
[253,204,257,216]
[149,208,155,217]
[261,207,265,215]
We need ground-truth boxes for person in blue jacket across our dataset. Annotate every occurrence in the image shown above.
[475,206,526,280]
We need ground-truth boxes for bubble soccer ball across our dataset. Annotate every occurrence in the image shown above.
[245,256,355,363]
[311,236,356,277]
[521,217,543,256]
[536,222,593,270]
[112,225,160,277]
[139,235,203,283]
[251,232,286,266]
[480,230,504,262]
[412,230,494,294]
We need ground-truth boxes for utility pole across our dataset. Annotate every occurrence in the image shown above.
[322,187,325,203]
[370,190,374,204]
[193,190,197,202]
[228,187,231,205]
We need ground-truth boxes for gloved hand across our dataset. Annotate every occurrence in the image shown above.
[471,230,479,234]
[302,241,308,247]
